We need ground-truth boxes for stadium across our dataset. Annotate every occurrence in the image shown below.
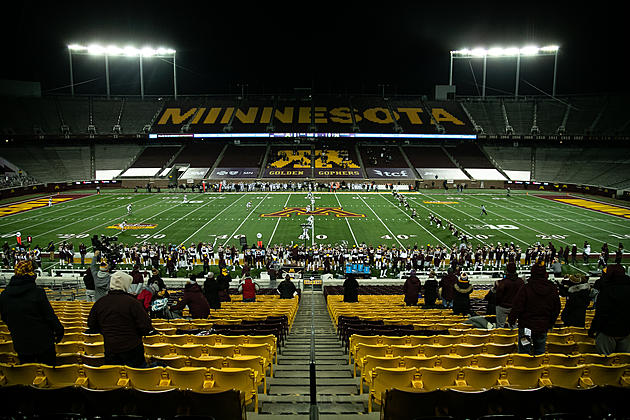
[1,4,630,420]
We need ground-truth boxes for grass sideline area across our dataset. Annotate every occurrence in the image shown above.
[1,189,628,276]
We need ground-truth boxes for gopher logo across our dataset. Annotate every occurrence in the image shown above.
[107,223,157,230]
[261,207,365,218]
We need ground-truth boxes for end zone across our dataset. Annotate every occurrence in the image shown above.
[0,194,93,217]
[535,194,630,219]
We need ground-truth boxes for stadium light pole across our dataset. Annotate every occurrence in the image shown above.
[67,44,177,98]
[449,45,559,98]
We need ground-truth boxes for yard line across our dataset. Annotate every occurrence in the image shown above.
[177,194,246,246]
[509,196,628,238]
[528,194,630,229]
[268,193,292,245]
[465,194,608,245]
[222,194,270,247]
[356,194,404,247]
[378,193,452,250]
[333,192,358,246]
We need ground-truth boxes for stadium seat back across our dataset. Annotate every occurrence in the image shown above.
[370,367,418,412]
[461,366,503,389]
[389,344,421,358]
[84,365,126,389]
[476,354,510,369]
[510,354,544,368]
[454,344,484,357]
[504,366,545,388]
[126,366,172,391]
[418,367,461,390]
[206,345,236,358]
[545,365,584,388]
[0,363,45,386]
[165,366,212,391]
[439,355,474,369]
[401,355,438,369]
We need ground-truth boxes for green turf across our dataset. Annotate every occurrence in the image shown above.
[2,189,629,275]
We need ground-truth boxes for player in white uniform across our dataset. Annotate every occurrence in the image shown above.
[120,220,127,232]
[246,201,252,208]
[183,194,188,203]
[48,198,53,207]
[127,203,132,216]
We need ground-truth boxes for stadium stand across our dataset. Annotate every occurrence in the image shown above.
[404,145,469,180]
[359,145,408,168]
[120,145,181,177]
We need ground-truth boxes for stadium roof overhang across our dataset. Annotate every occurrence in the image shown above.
[149,132,478,140]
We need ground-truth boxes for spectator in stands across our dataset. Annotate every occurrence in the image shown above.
[403,270,421,306]
[583,241,591,264]
[551,257,563,277]
[589,264,630,354]
[203,272,221,309]
[452,273,473,315]
[87,270,151,367]
[148,268,169,298]
[217,268,232,302]
[129,264,144,295]
[439,267,457,308]
[238,276,260,303]
[484,282,497,316]
[0,260,64,365]
[171,275,211,318]
[508,262,561,355]
[559,274,593,328]
[82,267,95,302]
[615,244,624,264]
[422,271,439,307]
[137,282,159,311]
[571,244,577,265]
[79,243,87,266]
[495,262,525,328]
[343,274,359,303]
[90,250,111,301]
[277,274,297,299]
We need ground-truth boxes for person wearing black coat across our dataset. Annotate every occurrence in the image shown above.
[277,275,297,299]
[217,268,232,302]
[422,271,439,307]
[452,273,473,316]
[203,272,221,310]
[343,274,359,303]
[83,267,95,302]
[0,260,64,365]
[559,275,592,328]
[403,270,421,306]
[589,264,630,355]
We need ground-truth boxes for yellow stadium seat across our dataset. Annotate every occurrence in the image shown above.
[422,345,452,357]
[369,367,420,412]
[165,366,213,391]
[173,344,204,358]
[464,334,491,345]
[216,335,247,346]
[83,342,105,356]
[154,327,177,335]
[546,354,581,367]
[0,363,46,386]
[407,335,434,346]
[191,335,217,346]
[149,353,187,367]
[572,333,595,344]
[349,335,381,363]
[417,367,463,390]
[461,366,503,389]
[55,341,83,356]
[237,344,273,376]
[361,356,402,394]
[208,367,258,412]
[401,356,438,369]
[485,343,517,356]
[246,335,278,363]
[163,334,191,345]
[380,336,408,346]
[435,335,463,346]
[389,345,421,358]
[580,354,610,366]
[544,365,585,389]
[82,334,104,344]
[576,342,597,354]
[42,364,87,388]
[354,344,389,377]
[503,366,545,388]
[83,365,128,389]
[80,354,105,367]
[0,352,17,365]
[547,333,571,344]
[611,353,630,365]
[476,354,510,369]
[144,343,174,357]
[510,354,544,368]
[125,366,172,391]
[546,342,576,355]
[226,356,267,394]
[491,335,517,345]
[189,356,225,369]
[206,345,236,358]
[439,355,474,369]
[56,353,82,366]
[453,344,483,357]
[60,333,83,343]
[581,364,629,387]
[143,335,164,345]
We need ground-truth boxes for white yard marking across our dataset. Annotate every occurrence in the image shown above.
[357,194,404,247]
[222,194,270,247]
[179,195,247,246]
[334,192,358,246]
[268,193,292,245]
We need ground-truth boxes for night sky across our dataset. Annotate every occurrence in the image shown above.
[0,1,625,97]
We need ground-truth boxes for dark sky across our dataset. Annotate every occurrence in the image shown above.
[0,1,625,97]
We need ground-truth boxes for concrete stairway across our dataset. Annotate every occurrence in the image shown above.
[250,291,378,420]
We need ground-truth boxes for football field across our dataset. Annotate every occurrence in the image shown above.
[1,189,629,273]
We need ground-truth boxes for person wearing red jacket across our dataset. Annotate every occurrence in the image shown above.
[170,276,210,319]
[137,282,158,311]
[239,276,260,302]
[508,262,561,355]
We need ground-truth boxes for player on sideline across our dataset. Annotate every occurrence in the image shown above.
[506,187,511,197]
[48,197,53,207]
[127,203,132,216]
[183,194,188,203]
[120,220,127,232]
[246,201,252,209]
[480,204,488,216]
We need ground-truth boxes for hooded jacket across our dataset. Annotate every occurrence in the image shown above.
[203,277,221,309]
[439,272,457,301]
[90,256,111,301]
[496,273,525,308]
[453,280,473,315]
[403,274,421,305]
[277,278,297,299]
[508,266,561,333]
[589,265,630,337]
[171,282,211,318]
[0,274,64,355]
[560,282,592,328]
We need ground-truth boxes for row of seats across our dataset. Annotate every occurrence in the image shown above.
[367,363,630,412]
[0,362,259,411]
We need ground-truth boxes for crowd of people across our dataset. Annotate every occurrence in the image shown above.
[0,173,38,189]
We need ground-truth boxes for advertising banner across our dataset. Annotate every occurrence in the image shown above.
[313,168,363,178]
[209,167,259,178]
[263,168,310,178]
[365,168,416,179]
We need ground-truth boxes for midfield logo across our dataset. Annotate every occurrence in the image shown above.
[261,207,365,218]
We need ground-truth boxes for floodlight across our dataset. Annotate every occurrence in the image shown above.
[520,45,539,56]
[540,45,559,52]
